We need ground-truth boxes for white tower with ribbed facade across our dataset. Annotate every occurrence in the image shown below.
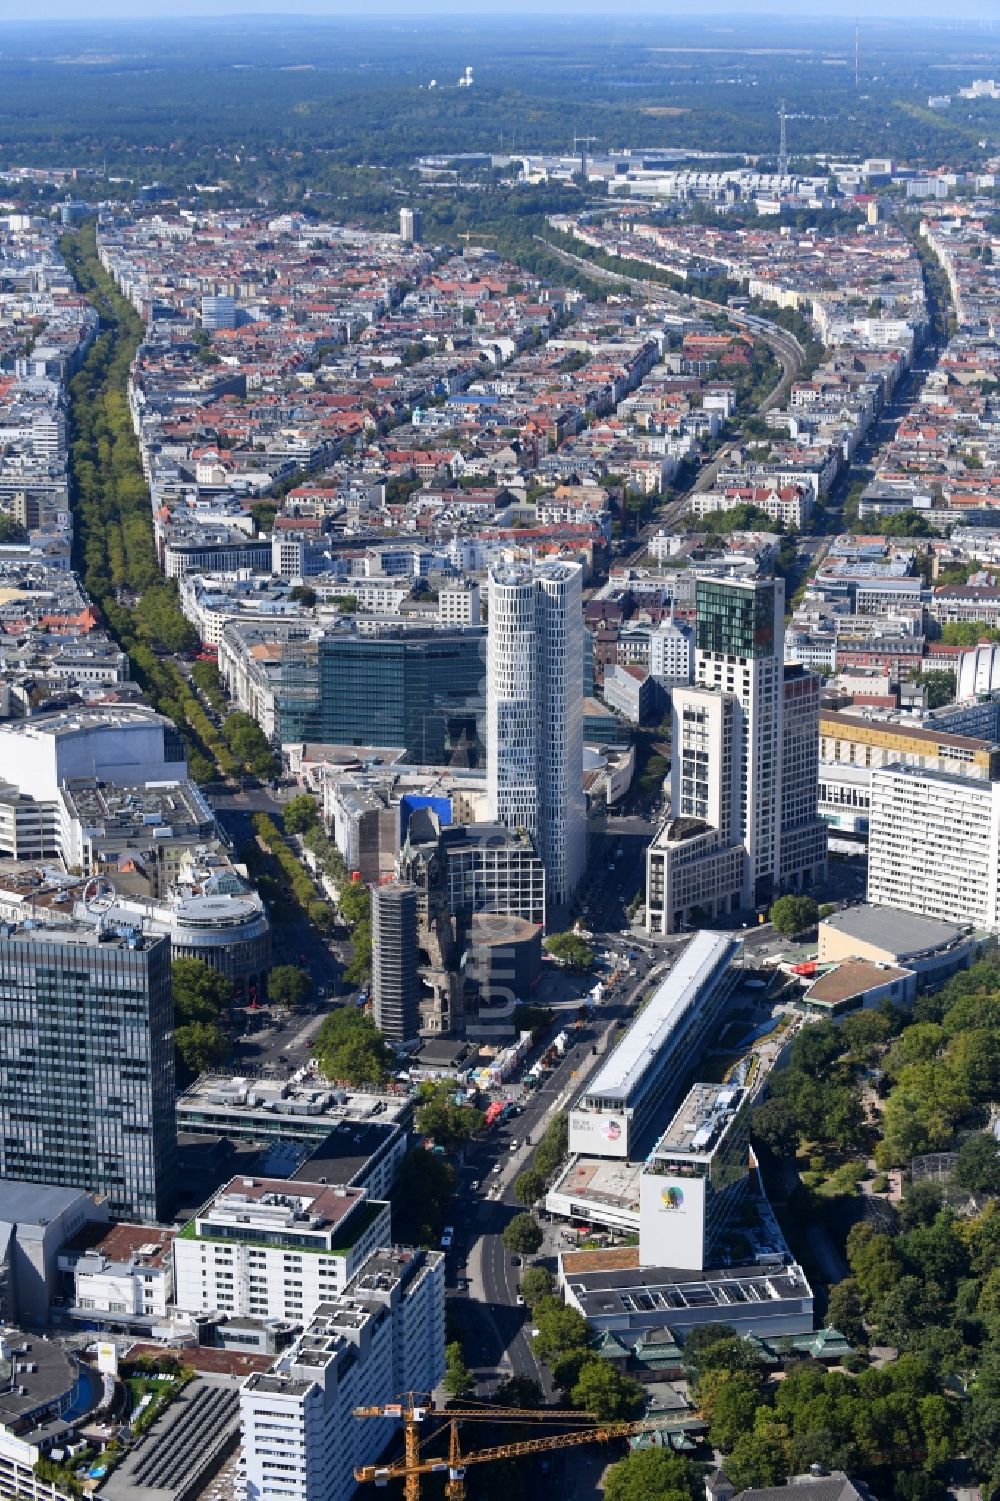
[487,562,585,909]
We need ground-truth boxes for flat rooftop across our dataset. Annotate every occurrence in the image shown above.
[61,778,212,833]
[177,1073,410,1130]
[293,1121,401,1187]
[652,1082,746,1160]
[97,1375,241,1501]
[563,1254,813,1323]
[651,816,713,848]
[550,1157,644,1216]
[0,1178,100,1226]
[63,1221,174,1270]
[805,959,911,1007]
[820,903,969,958]
[581,931,739,1106]
[198,1176,365,1232]
[819,707,993,753]
[0,705,169,738]
[0,1331,77,1425]
[127,1342,273,1378]
[0,919,166,954]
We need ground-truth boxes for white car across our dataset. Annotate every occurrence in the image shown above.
[516,1294,524,1306]
[440,1226,454,1250]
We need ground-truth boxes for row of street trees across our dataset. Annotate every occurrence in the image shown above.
[170,956,310,1075]
[59,227,242,784]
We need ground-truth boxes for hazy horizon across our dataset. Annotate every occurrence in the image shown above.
[0,1,999,19]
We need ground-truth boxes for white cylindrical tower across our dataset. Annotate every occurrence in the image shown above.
[486,561,585,910]
[487,566,538,841]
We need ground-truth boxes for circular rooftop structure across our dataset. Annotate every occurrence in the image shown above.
[172,895,268,937]
[468,913,539,949]
[167,895,271,1002]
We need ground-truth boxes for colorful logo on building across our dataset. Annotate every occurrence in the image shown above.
[661,1185,684,1212]
[602,1120,622,1142]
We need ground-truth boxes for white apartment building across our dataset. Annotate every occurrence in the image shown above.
[671,688,740,852]
[66,1232,173,1322]
[691,486,812,531]
[174,1178,391,1323]
[649,620,692,685]
[271,534,329,580]
[487,562,585,907]
[240,1245,445,1501]
[438,580,481,626]
[868,765,1000,930]
[354,581,410,615]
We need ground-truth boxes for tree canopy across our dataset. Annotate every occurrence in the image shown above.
[268,964,311,1010]
[415,1081,485,1153]
[604,1448,698,1501]
[519,1266,554,1308]
[443,1341,475,1399]
[501,1213,543,1256]
[769,893,819,936]
[313,1007,394,1086]
[175,1020,229,1076]
[283,794,319,834]
[533,1112,569,1177]
[171,957,234,1023]
[513,1169,546,1206]
[544,931,594,970]
[391,1148,456,1248]
[570,1358,645,1421]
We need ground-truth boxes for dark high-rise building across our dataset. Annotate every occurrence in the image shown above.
[278,628,485,766]
[372,882,420,1043]
[0,922,177,1221]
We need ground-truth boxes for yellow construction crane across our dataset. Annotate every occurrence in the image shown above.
[354,1395,659,1501]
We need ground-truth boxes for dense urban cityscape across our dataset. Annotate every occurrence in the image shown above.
[0,8,999,1501]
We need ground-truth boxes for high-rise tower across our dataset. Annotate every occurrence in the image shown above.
[659,576,826,929]
[487,562,585,908]
[0,922,176,1220]
[692,577,785,903]
[372,881,420,1044]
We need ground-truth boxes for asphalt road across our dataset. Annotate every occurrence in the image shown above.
[212,801,341,998]
[447,943,667,1390]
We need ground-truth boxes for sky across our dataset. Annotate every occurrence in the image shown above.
[0,0,998,17]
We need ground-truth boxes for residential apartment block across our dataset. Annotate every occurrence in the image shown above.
[868,765,1000,931]
[174,1178,392,1321]
[240,1246,444,1501]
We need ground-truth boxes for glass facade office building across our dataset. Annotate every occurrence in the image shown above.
[696,579,777,659]
[278,629,486,766]
[0,925,177,1221]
